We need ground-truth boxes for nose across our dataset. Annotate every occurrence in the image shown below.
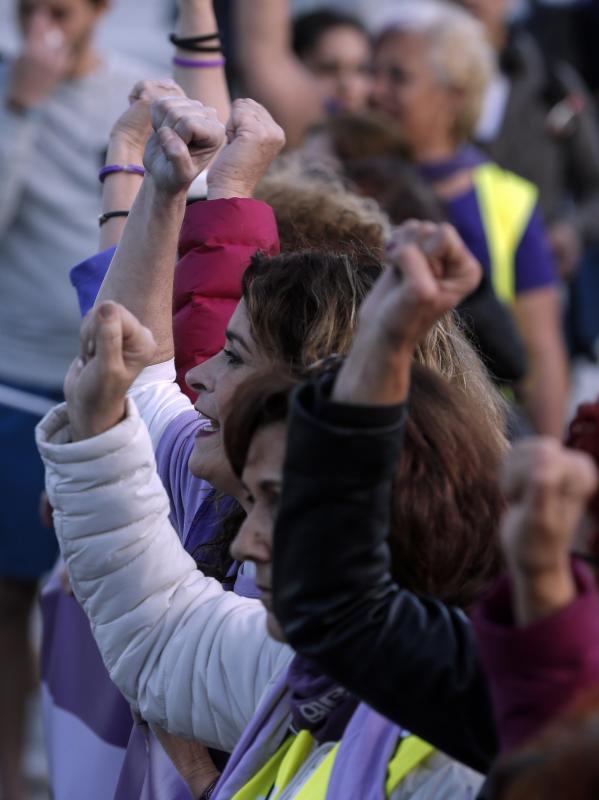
[230,510,271,565]
[185,354,216,396]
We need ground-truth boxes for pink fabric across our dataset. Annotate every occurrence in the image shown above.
[173,198,280,398]
[473,561,599,752]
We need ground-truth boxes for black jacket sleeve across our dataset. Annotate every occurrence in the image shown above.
[272,376,499,774]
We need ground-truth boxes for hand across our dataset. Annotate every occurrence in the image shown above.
[207,98,286,199]
[549,221,582,280]
[64,302,156,441]
[501,438,597,624]
[8,10,73,110]
[143,97,225,195]
[151,725,219,797]
[109,79,187,159]
[502,438,597,576]
[333,222,481,406]
[371,221,482,348]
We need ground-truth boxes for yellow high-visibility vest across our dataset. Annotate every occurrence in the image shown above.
[231,728,434,800]
[472,162,538,304]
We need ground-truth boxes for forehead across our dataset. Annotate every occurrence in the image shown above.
[228,301,252,341]
[375,30,427,63]
[243,422,287,484]
[313,24,369,53]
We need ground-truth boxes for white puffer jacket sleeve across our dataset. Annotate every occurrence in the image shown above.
[36,398,293,753]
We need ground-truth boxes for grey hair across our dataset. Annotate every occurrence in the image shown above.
[374,0,496,142]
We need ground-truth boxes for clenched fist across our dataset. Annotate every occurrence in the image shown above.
[501,438,597,576]
[109,78,187,158]
[368,221,482,349]
[207,98,286,199]
[333,221,481,406]
[64,302,156,441]
[143,96,226,195]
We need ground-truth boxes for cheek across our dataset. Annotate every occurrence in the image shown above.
[215,367,252,418]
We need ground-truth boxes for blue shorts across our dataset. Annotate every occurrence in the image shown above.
[0,382,62,581]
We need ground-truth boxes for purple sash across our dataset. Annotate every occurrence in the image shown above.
[213,657,404,800]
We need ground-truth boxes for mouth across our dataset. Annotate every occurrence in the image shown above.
[194,408,221,438]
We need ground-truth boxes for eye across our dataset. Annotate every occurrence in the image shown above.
[264,488,281,511]
[223,348,243,367]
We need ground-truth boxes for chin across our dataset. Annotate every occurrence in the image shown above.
[187,443,244,498]
[266,612,287,643]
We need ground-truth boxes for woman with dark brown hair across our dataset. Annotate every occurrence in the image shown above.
[37,216,501,797]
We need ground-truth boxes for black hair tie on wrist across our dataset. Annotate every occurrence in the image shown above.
[98,210,130,227]
[169,32,222,52]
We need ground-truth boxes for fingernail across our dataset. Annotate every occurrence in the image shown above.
[99,303,114,320]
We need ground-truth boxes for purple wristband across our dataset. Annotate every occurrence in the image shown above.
[172,56,226,69]
[98,164,145,183]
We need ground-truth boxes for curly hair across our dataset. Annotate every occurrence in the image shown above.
[255,159,390,260]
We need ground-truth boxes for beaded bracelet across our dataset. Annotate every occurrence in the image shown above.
[99,164,145,183]
[173,56,225,69]
[98,210,130,227]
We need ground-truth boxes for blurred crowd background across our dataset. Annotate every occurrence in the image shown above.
[2,0,599,798]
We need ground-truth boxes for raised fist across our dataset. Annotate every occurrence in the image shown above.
[109,78,187,157]
[359,221,482,350]
[501,437,597,576]
[143,97,226,195]
[64,302,156,441]
[207,98,286,199]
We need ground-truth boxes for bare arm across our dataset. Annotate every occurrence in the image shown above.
[234,0,323,148]
[173,0,231,123]
[99,80,188,251]
[514,286,570,438]
[96,98,225,364]
[96,96,284,367]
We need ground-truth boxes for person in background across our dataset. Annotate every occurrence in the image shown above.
[0,1,143,797]
[476,437,599,800]
[291,9,371,114]
[234,0,371,147]
[454,0,599,280]
[369,0,569,437]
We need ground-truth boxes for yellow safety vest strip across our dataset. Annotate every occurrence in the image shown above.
[231,730,434,800]
[385,736,436,795]
[472,162,538,305]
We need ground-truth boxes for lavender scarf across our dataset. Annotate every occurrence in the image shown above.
[213,655,402,800]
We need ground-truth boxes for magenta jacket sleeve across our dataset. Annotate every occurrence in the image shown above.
[173,198,280,399]
[472,561,599,753]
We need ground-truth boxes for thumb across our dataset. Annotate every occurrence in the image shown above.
[93,302,124,370]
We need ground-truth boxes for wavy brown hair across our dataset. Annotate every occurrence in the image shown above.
[223,362,504,610]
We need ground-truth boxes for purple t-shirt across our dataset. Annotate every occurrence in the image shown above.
[446,189,557,294]
[155,410,258,598]
[155,409,215,552]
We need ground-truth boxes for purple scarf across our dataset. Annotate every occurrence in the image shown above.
[416,145,488,183]
[287,656,357,743]
[213,655,403,800]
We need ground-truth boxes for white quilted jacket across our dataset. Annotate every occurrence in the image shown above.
[36,397,293,753]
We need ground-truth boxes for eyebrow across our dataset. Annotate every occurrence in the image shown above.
[225,329,251,353]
